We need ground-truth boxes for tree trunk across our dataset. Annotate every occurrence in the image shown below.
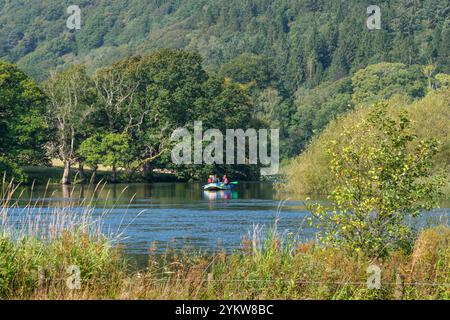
[90,167,98,184]
[61,161,71,185]
[62,184,70,199]
[112,165,117,184]
[143,163,153,181]
[78,163,85,183]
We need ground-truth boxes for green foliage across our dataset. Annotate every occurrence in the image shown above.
[351,63,426,105]
[77,135,104,170]
[43,65,96,161]
[76,12,114,51]
[166,75,261,181]
[1,0,449,89]
[434,73,450,89]
[0,61,48,168]
[2,1,449,162]
[135,49,208,130]
[78,133,133,182]
[0,156,27,182]
[280,80,450,197]
[99,133,132,170]
[43,64,98,183]
[308,103,445,258]
[75,49,261,181]
[219,53,275,90]
[287,62,429,158]
[289,78,353,156]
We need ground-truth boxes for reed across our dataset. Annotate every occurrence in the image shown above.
[0,176,125,299]
[0,177,448,300]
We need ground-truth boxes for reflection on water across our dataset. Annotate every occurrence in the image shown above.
[7,182,450,259]
[203,190,239,201]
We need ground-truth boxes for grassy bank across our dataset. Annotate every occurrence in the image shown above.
[1,180,448,300]
[22,165,180,185]
[1,224,448,300]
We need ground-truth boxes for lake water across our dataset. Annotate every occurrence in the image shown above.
[7,182,450,260]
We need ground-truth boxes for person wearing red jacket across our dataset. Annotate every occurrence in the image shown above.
[222,175,229,185]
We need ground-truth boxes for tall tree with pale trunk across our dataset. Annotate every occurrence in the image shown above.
[43,65,95,185]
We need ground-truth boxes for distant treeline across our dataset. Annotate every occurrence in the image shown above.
[1,0,449,85]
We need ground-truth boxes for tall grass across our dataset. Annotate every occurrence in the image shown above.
[124,223,449,300]
[0,178,448,300]
[0,177,125,299]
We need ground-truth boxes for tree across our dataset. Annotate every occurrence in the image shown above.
[43,65,96,184]
[92,59,140,133]
[0,156,26,182]
[128,50,208,177]
[219,53,274,89]
[167,75,261,181]
[436,21,450,73]
[434,73,450,89]
[289,77,353,155]
[0,61,48,174]
[256,87,283,128]
[100,133,132,183]
[78,135,104,183]
[422,64,436,90]
[308,103,444,258]
[351,63,426,105]
[78,133,132,183]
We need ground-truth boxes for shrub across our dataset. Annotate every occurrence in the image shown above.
[0,155,27,182]
[308,103,445,258]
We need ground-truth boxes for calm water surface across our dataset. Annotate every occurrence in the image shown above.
[9,182,450,259]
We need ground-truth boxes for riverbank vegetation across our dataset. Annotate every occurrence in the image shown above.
[279,82,450,197]
[1,201,448,300]
[2,57,449,187]
[1,178,448,300]
[1,51,262,185]
[1,0,449,301]
[1,98,448,300]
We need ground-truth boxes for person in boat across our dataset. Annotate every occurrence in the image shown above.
[207,175,213,183]
[222,175,229,185]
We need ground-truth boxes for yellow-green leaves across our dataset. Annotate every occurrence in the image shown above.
[309,102,445,258]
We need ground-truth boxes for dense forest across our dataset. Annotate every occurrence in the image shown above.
[0,0,449,184]
[1,0,449,83]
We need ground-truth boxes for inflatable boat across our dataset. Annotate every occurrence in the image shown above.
[202,182,237,191]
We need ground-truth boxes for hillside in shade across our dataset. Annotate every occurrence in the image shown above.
[0,0,448,90]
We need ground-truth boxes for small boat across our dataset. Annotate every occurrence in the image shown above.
[203,182,237,191]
